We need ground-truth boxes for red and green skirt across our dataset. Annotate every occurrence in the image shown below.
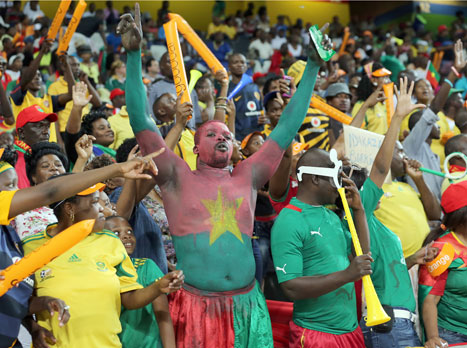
[169,281,273,347]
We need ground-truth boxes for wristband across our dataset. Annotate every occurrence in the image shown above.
[444,79,453,88]
[451,66,461,78]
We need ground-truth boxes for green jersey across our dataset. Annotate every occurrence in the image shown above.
[360,178,416,312]
[119,258,164,348]
[271,197,356,334]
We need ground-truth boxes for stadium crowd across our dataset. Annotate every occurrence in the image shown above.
[0,1,467,347]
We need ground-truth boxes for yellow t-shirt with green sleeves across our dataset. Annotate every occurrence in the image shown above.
[48,77,91,133]
[22,227,142,348]
[431,111,460,167]
[352,101,388,135]
[374,181,430,257]
[0,190,16,225]
[108,106,135,150]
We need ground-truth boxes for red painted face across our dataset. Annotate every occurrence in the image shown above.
[194,122,233,168]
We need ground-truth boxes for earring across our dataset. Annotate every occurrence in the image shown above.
[70,211,75,223]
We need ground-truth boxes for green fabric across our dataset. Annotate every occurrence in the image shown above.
[119,258,164,348]
[126,49,160,134]
[380,55,406,83]
[428,61,440,82]
[271,197,357,334]
[106,77,125,91]
[437,260,467,336]
[269,57,320,150]
[94,144,116,158]
[232,282,273,348]
[360,178,416,312]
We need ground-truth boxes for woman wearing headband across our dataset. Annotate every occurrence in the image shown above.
[21,174,184,348]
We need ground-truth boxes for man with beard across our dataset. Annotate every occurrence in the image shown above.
[117,4,331,346]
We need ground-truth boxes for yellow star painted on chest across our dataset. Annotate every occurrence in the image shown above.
[201,187,244,245]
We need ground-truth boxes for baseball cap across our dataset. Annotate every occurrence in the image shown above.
[372,68,392,77]
[110,88,125,100]
[241,131,265,150]
[8,53,24,67]
[16,105,58,130]
[77,183,106,196]
[441,180,467,213]
[438,24,448,33]
[326,83,351,98]
[287,60,306,85]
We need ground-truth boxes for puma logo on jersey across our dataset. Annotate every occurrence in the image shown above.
[276,264,287,274]
[310,228,322,237]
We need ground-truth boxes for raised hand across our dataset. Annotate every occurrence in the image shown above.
[116,2,142,51]
[175,92,193,126]
[279,68,296,98]
[308,23,333,63]
[214,69,229,87]
[365,85,387,108]
[156,270,184,294]
[454,39,466,72]
[394,76,426,118]
[72,82,92,107]
[75,134,95,160]
[118,148,165,179]
[341,173,363,210]
[403,158,423,181]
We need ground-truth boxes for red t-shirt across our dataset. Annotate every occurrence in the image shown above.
[269,176,298,214]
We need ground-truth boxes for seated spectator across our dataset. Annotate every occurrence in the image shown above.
[105,59,126,91]
[143,57,161,84]
[105,216,176,348]
[207,15,227,39]
[269,43,292,75]
[271,28,287,50]
[81,112,116,158]
[287,35,303,59]
[206,31,231,69]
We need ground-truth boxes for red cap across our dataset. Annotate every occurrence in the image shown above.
[441,180,467,213]
[16,105,57,130]
[110,88,125,100]
[438,24,448,33]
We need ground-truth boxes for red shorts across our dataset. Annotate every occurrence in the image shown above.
[289,320,365,348]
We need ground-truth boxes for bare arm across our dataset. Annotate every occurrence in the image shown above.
[213,70,229,123]
[20,40,52,91]
[423,294,447,348]
[404,159,441,220]
[163,94,192,151]
[281,253,372,300]
[56,55,75,107]
[268,143,292,200]
[0,78,14,125]
[121,270,184,310]
[153,296,176,348]
[370,78,426,188]
[66,82,92,134]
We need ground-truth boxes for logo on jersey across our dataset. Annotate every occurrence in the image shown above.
[11,256,21,264]
[68,253,81,262]
[310,227,322,237]
[42,100,49,108]
[40,268,54,282]
[247,101,257,111]
[311,117,321,127]
[254,92,260,100]
[96,261,108,272]
[276,263,287,274]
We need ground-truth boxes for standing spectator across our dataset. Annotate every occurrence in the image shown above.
[104,0,119,27]
[207,31,231,69]
[207,16,226,39]
[249,29,273,73]
[326,83,352,138]
[269,43,292,75]
[6,53,23,81]
[381,45,406,83]
[144,57,161,84]
[227,53,262,140]
[22,1,44,22]
[288,35,303,59]
[157,1,169,27]
[109,90,135,150]
[0,56,11,89]
[77,45,99,86]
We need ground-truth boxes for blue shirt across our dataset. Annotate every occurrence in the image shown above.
[227,80,263,141]
[0,225,34,347]
[206,41,231,68]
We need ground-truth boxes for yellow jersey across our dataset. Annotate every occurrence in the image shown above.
[374,181,430,257]
[352,101,388,135]
[108,106,135,150]
[22,227,142,348]
[431,111,460,167]
[0,190,16,225]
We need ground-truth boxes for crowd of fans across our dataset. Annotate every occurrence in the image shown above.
[1,0,467,347]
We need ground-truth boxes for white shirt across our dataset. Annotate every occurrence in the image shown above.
[288,43,303,58]
[271,36,287,50]
[249,39,274,60]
